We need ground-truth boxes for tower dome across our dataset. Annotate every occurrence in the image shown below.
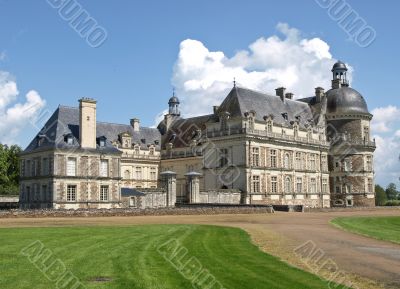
[326,86,369,115]
[168,89,180,116]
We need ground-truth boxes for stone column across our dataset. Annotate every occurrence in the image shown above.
[160,171,177,207]
[185,172,202,204]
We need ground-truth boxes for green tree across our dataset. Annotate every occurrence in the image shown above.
[385,183,399,200]
[0,143,22,195]
[375,184,387,206]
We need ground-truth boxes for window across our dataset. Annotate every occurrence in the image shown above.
[67,136,74,145]
[321,155,327,172]
[271,176,277,193]
[366,156,372,171]
[266,121,272,133]
[149,147,155,155]
[364,126,370,141]
[220,148,229,167]
[124,170,130,180]
[251,147,260,167]
[26,160,31,177]
[248,117,255,130]
[100,185,109,201]
[343,159,351,172]
[270,150,277,168]
[134,145,140,155]
[150,167,157,180]
[296,177,302,194]
[310,178,317,194]
[295,152,302,170]
[309,154,316,171]
[42,185,47,201]
[284,153,290,169]
[67,185,76,202]
[252,176,260,193]
[294,126,298,138]
[135,167,142,180]
[42,158,49,175]
[99,139,106,147]
[322,179,328,193]
[100,160,109,177]
[285,177,292,193]
[67,158,76,176]
[367,178,373,192]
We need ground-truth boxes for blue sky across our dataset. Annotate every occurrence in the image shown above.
[1,0,399,186]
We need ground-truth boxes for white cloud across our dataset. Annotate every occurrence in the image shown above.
[169,22,351,118]
[0,71,46,144]
[0,51,5,61]
[373,134,400,186]
[371,105,400,133]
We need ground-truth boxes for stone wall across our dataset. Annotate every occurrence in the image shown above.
[198,189,242,204]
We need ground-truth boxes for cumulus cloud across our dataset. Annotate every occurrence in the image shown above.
[371,105,400,186]
[371,105,400,133]
[373,134,400,186]
[170,22,351,118]
[0,71,46,144]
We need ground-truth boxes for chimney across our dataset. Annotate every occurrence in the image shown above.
[285,92,294,100]
[213,106,220,114]
[130,118,140,132]
[315,87,325,103]
[275,87,286,101]
[79,98,97,149]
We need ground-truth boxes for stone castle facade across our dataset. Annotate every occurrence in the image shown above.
[19,61,376,209]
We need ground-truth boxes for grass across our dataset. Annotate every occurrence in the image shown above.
[331,216,400,244]
[0,225,350,289]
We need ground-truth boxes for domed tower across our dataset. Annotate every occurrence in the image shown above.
[326,61,376,207]
[168,90,180,116]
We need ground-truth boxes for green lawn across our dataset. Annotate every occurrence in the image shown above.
[0,225,347,289]
[331,216,400,244]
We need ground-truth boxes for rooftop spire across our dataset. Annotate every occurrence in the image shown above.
[233,77,236,88]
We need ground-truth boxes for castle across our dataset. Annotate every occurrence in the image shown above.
[19,61,376,209]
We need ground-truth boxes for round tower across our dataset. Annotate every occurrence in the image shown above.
[326,61,376,207]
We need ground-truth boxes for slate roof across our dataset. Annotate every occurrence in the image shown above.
[161,114,213,149]
[23,105,161,154]
[217,87,315,128]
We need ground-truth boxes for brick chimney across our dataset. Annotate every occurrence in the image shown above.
[315,87,325,103]
[275,87,286,101]
[285,92,294,100]
[79,98,97,149]
[130,118,140,132]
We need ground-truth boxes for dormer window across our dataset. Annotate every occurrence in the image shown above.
[149,146,155,156]
[97,136,107,147]
[65,134,74,145]
[37,134,46,147]
[282,113,288,121]
[134,144,140,155]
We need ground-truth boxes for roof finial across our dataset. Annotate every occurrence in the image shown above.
[233,77,236,88]
[172,86,176,97]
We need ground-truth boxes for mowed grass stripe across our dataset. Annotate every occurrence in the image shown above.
[0,225,351,289]
[331,216,400,244]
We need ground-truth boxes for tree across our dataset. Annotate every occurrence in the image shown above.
[375,185,387,206]
[0,144,22,195]
[385,183,399,200]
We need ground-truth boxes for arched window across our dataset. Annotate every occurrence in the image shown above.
[284,153,290,169]
[124,170,130,180]
[285,176,292,193]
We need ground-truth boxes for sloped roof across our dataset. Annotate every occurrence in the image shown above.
[217,87,315,128]
[23,106,161,154]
